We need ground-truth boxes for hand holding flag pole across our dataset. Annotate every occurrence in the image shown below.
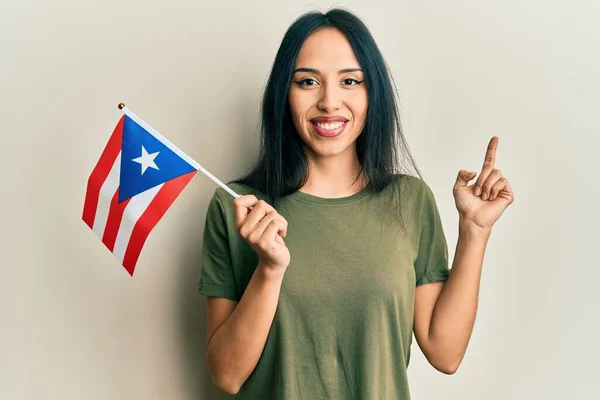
[83,103,241,276]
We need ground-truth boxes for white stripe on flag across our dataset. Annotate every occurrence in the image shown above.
[92,153,121,238]
[112,184,163,263]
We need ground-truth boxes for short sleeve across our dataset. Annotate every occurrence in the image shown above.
[198,190,240,301]
[414,181,451,286]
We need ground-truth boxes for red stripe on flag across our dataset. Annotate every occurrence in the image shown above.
[122,170,197,276]
[102,187,131,251]
[82,116,125,229]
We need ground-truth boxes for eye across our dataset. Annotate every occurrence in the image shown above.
[295,78,319,86]
[342,78,363,86]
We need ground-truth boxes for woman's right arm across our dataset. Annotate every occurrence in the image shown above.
[205,195,290,395]
[205,264,284,395]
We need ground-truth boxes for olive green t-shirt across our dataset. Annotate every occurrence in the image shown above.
[198,175,451,399]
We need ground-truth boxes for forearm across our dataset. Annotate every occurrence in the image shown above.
[428,220,491,370]
[206,263,284,393]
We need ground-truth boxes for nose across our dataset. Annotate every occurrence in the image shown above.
[317,82,341,113]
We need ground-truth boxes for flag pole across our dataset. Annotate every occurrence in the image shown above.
[117,103,242,200]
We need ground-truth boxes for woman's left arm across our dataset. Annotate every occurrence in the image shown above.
[413,136,515,374]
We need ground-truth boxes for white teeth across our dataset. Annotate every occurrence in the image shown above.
[316,122,344,130]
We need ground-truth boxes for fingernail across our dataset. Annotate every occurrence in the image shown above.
[474,187,480,196]
[482,193,488,200]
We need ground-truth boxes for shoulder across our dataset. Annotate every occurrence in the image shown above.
[388,174,442,221]
[391,174,435,200]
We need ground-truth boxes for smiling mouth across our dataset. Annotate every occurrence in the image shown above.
[310,120,348,137]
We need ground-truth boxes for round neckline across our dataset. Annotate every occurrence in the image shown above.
[287,183,374,206]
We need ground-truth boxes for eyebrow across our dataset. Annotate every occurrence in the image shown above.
[292,67,363,74]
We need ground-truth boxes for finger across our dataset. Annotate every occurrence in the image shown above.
[491,178,515,203]
[233,194,259,208]
[233,195,258,229]
[247,211,278,243]
[258,214,288,238]
[505,180,515,204]
[488,177,508,201]
[277,216,288,237]
[246,200,275,226]
[240,200,276,237]
[454,170,477,189]
[483,136,499,167]
[474,137,499,196]
[261,219,287,246]
[256,213,287,239]
[473,165,495,196]
[481,169,503,200]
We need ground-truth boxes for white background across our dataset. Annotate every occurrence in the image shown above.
[1,0,598,398]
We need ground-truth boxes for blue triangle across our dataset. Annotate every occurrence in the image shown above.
[118,116,196,202]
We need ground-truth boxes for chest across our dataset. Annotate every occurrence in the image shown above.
[279,209,418,311]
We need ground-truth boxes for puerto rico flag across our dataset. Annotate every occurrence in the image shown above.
[82,108,198,276]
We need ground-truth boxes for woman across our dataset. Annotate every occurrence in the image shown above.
[198,8,514,399]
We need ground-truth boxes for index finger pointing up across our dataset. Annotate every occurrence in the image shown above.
[483,136,499,166]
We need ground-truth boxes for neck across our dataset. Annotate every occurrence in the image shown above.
[300,149,367,198]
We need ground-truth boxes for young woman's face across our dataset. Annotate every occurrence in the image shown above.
[288,28,368,160]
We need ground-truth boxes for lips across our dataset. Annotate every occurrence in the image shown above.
[310,116,349,124]
[309,117,349,138]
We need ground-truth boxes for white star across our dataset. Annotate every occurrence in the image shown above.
[132,146,159,175]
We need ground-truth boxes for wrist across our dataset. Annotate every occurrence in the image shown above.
[458,218,492,239]
[256,262,287,281]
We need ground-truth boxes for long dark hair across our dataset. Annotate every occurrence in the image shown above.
[232,7,423,228]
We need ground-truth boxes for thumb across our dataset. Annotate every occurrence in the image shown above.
[454,170,477,189]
